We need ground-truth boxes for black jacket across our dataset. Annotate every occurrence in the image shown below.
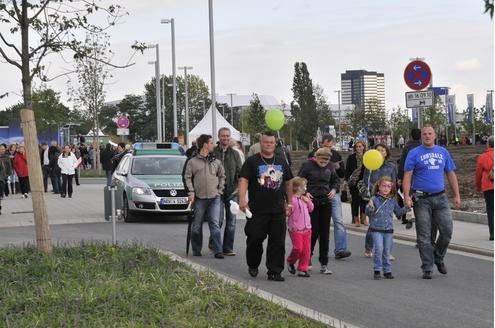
[298,158,340,200]
[100,148,115,171]
[213,146,242,198]
[345,152,364,181]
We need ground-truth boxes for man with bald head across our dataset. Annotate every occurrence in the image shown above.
[403,125,461,279]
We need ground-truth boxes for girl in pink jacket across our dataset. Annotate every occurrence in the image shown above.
[287,177,314,277]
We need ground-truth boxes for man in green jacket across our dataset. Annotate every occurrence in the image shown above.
[213,127,242,256]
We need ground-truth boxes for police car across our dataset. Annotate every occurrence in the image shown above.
[112,142,191,222]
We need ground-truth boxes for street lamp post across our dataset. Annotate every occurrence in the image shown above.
[334,90,342,149]
[161,18,177,138]
[179,66,193,145]
[227,93,236,125]
[208,0,217,141]
[147,44,162,142]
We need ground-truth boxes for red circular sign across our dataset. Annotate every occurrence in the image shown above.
[404,60,431,90]
[117,116,130,128]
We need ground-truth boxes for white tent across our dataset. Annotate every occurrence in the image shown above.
[187,106,240,146]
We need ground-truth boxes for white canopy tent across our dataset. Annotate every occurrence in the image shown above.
[187,106,240,146]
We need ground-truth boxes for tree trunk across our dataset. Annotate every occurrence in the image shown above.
[20,109,53,253]
[20,0,52,253]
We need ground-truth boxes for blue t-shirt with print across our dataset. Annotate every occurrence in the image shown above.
[404,145,456,193]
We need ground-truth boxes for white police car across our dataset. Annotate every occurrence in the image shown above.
[112,142,191,222]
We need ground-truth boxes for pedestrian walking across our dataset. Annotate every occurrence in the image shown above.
[475,136,494,240]
[0,144,12,200]
[58,145,78,198]
[307,134,351,260]
[366,177,410,280]
[13,145,29,198]
[213,127,242,256]
[40,142,51,192]
[183,134,226,259]
[345,140,367,227]
[298,147,341,274]
[403,125,461,279]
[362,144,397,258]
[398,135,405,149]
[7,144,19,194]
[286,177,313,278]
[100,143,115,186]
[71,146,82,186]
[48,141,62,194]
[239,131,293,281]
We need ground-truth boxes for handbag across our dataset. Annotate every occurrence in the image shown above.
[340,180,349,202]
[357,180,370,201]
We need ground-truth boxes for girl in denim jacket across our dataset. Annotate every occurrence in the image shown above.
[366,176,410,280]
[287,177,314,277]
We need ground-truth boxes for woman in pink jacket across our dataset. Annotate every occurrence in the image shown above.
[286,177,314,277]
[13,145,29,198]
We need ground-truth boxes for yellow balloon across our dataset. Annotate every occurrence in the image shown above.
[363,149,384,171]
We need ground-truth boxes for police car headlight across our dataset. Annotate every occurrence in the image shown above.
[133,187,152,195]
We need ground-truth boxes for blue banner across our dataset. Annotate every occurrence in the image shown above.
[447,95,455,125]
[430,87,449,96]
[411,108,419,125]
[467,94,474,124]
[486,93,493,124]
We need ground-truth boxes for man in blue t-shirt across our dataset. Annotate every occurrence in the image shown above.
[403,125,461,280]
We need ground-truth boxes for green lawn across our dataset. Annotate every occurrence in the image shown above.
[0,243,327,327]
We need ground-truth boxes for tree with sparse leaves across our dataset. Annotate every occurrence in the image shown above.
[243,94,267,138]
[0,0,137,253]
[291,62,318,149]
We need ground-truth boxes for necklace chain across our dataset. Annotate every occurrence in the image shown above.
[260,154,275,166]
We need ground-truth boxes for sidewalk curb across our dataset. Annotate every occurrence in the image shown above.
[159,249,362,328]
[345,225,494,257]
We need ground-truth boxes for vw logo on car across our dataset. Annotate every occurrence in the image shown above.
[169,189,177,197]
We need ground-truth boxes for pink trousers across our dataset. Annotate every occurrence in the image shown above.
[287,229,312,271]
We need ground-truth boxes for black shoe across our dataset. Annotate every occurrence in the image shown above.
[374,271,381,280]
[287,261,296,275]
[490,235,494,241]
[384,272,394,279]
[68,194,72,198]
[335,250,351,259]
[297,271,310,278]
[192,252,202,257]
[422,271,433,279]
[435,262,447,275]
[214,253,224,259]
[248,267,258,277]
[208,242,213,251]
[61,194,66,198]
[405,221,413,229]
[267,273,285,281]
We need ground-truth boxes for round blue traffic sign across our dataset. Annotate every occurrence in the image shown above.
[117,116,130,128]
[404,60,431,91]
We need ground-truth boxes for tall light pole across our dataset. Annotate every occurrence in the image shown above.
[179,66,193,145]
[227,93,236,125]
[334,90,342,149]
[208,0,217,141]
[147,44,161,142]
[161,74,166,139]
[161,18,177,138]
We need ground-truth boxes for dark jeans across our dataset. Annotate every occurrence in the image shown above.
[484,190,494,237]
[74,168,80,185]
[244,211,286,275]
[61,174,73,197]
[349,185,366,217]
[50,172,61,193]
[19,176,30,194]
[310,202,331,266]
[42,165,51,192]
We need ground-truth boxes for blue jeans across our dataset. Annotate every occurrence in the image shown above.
[413,194,453,272]
[372,232,393,273]
[365,229,374,251]
[106,170,113,187]
[191,196,222,255]
[219,194,238,253]
[330,193,348,254]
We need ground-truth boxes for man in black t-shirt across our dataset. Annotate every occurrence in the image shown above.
[238,131,293,281]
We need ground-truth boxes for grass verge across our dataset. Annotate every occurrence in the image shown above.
[0,243,327,327]
[78,169,106,178]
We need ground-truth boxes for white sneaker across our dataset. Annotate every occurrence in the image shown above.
[389,254,396,261]
[364,250,373,258]
[320,265,333,275]
[23,193,28,199]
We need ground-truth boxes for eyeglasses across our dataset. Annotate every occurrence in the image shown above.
[380,183,393,188]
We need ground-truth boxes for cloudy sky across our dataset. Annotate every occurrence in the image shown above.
[0,0,493,112]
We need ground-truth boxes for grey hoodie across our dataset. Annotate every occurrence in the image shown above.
[184,153,226,199]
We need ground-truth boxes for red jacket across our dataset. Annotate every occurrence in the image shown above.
[13,152,29,177]
[475,148,494,192]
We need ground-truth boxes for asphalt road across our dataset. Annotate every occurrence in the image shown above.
[1,218,492,328]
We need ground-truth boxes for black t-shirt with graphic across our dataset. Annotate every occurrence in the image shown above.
[240,153,293,214]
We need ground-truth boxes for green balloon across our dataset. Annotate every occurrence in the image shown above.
[265,109,285,131]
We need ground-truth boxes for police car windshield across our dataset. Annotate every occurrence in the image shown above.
[131,157,185,175]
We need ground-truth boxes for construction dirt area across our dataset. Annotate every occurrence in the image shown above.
[290,143,488,213]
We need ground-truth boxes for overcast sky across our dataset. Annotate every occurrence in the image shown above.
[0,0,493,112]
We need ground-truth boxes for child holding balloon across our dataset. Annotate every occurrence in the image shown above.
[366,176,410,280]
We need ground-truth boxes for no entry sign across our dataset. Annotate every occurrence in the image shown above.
[117,116,130,129]
[404,60,431,90]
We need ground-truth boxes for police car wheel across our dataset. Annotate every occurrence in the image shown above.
[123,195,137,222]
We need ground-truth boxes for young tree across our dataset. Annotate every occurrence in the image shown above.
[314,84,335,130]
[291,62,318,149]
[243,94,266,138]
[0,0,133,253]
[388,106,411,147]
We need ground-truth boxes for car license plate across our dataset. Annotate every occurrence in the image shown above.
[160,197,188,205]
